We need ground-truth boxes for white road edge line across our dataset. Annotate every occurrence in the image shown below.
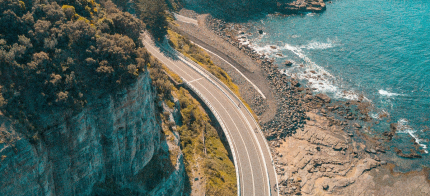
[169,40,278,195]
[185,82,244,196]
[172,12,266,100]
[165,42,274,196]
[197,75,271,196]
[195,81,258,195]
[191,41,267,99]
[145,32,279,196]
[142,34,243,196]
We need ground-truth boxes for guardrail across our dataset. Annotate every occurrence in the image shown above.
[159,40,278,196]
[145,36,241,196]
[179,51,278,195]
[183,81,241,196]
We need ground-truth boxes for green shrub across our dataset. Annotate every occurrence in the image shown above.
[0,0,147,134]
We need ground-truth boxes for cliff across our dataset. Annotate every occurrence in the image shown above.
[0,72,184,196]
[185,0,325,18]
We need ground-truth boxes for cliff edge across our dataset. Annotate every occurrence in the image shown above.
[0,72,184,196]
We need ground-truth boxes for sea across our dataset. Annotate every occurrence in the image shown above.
[240,0,430,171]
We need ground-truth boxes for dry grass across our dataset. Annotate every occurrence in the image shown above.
[167,29,258,121]
[150,45,237,195]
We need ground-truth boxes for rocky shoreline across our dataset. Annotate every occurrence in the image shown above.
[205,15,429,159]
[206,16,375,142]
[199,13,430,195]
[277,0,327,14]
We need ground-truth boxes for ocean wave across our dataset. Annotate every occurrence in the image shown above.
[252,44,280,55]
[396,119,428,154]
[303,40,335,50]
[250,41,360,100]
[251,39,336,56]
[280,43,363,100]
[378,89,404,97]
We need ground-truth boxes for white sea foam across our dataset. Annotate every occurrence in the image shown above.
[280,43,363,100]
[379,89,403,97]
[249,40,361,100]
[303,41,335,50]
[248,35,427,154]
[396,119,428,154]
[370,112,379,119]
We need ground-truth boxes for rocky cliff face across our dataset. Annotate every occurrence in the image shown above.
[185,0,325,18]
[0,72,184,195]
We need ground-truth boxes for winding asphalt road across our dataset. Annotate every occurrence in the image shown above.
[142,34,278,196]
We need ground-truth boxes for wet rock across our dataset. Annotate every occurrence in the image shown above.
[279,0,326,14]
[315,93,331,103]
[383,123,397,140]
[323,184,329,190]
[394,148,422,158]
[284,60,293,66]
[290,80,301,87]
[305,95,314,100]
[353,123,362,128]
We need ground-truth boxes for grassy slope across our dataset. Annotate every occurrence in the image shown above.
[150,59,237,195]
[167,29,259,121]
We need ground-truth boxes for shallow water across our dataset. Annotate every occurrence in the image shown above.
[243,0,430,170]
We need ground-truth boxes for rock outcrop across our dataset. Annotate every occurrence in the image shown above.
[0,72,184,196]
[185,0,326,19]
[278,0,326,14]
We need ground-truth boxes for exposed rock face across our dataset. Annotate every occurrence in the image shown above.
[315,93,331,103]
[278,0,326,14]
[273,112,382,195]
[0,72,184,195]
[186,0,326,18]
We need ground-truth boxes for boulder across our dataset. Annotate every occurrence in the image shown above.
[315,93,331,103]
[353,123,362,128]
[284,60,293,66]
[292,81,300,87]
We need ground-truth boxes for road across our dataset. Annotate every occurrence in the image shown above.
[142,33,278,196]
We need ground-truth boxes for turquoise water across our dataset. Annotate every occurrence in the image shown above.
[244,0,430,169]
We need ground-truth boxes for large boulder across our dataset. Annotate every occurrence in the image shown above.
[315,93,331,103]
[278,0,327,14]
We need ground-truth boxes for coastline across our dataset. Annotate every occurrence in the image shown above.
[172,8,430,195]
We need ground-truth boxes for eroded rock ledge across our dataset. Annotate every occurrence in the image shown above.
[0,73,185,196]
[277,0,327,14]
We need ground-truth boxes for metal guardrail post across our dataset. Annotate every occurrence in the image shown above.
[159,41,278,196]
[182,80,241,196]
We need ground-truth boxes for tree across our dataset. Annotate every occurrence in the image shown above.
[136,0,168,41]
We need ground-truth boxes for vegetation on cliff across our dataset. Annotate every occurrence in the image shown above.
[167,29,258,120]
[149,58,237,195]
[133,0,182,41]
[0,0,149,134]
